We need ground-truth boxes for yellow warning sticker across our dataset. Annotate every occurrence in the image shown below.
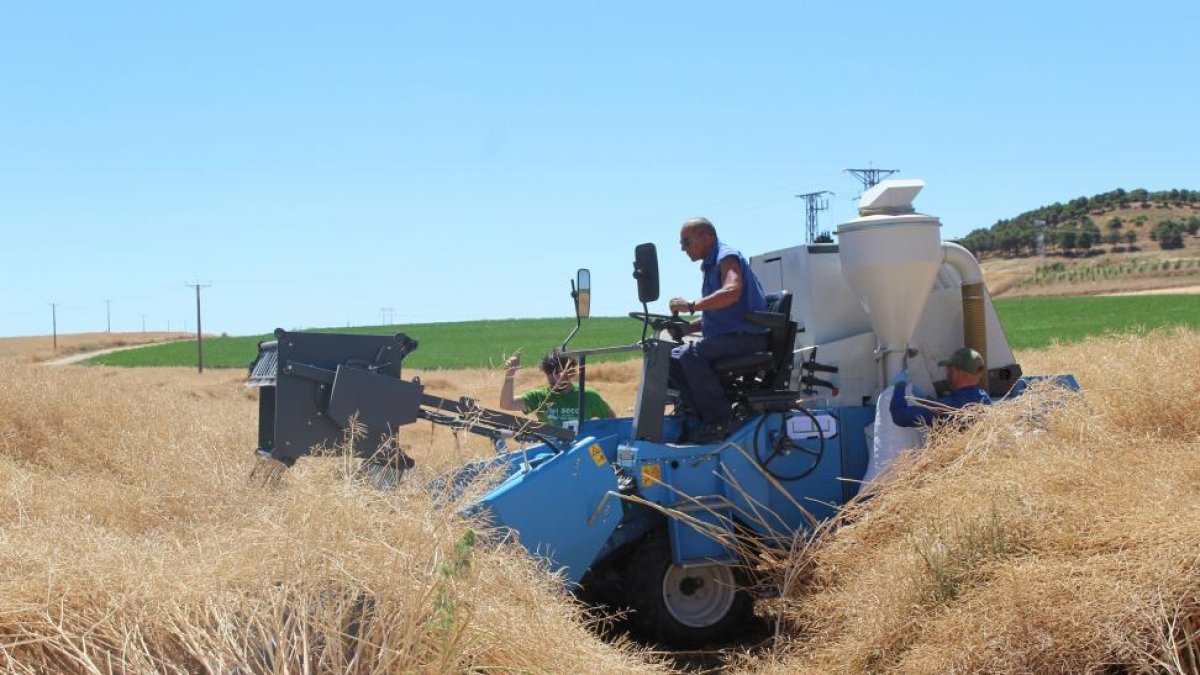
[641,463,662,487]
[588,444,606,467]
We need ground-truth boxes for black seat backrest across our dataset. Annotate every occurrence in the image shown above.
[717,290,796,390]
[758,291,796,389]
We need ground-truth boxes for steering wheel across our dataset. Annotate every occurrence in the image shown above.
[627,312,690,331]
[752,410,824,482]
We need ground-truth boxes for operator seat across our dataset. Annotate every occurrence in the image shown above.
[711,291,798,397]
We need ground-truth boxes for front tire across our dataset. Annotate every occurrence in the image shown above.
[625,532,754,647]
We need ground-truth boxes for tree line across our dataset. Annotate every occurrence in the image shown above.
[959,188,1200,256]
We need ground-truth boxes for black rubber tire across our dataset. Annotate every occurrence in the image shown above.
[624,532,754,648]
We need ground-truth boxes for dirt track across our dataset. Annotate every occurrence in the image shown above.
[41,342,162,366]
[1101,284,1200,296]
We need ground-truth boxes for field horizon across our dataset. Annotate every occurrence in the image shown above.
[82,291,1200,369]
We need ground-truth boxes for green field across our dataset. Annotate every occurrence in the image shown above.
[90,295,1200,369]
[992,294,1200,349]
[90,317,649,370]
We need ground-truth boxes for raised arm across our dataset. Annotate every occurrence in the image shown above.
[498,353,526,412]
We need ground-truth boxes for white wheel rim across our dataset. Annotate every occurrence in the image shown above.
[661,562,737,628]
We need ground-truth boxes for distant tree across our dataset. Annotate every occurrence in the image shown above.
[1124,229,1138,246]
[1078,219,1101,252]
[1186,217,1200,236]
[1152,220,1185,250]
[1059,223,1079,253]
[961,228,994,255]
[1104,216,1123,247]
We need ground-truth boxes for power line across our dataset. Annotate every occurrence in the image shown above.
[796,190,834,243]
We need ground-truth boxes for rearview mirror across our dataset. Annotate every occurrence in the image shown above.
[574,268,591,319]
[633,243,659,304]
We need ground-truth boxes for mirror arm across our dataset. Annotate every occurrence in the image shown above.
[563,278,583,350]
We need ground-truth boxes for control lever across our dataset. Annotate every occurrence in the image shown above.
[798,346,839,395]
[801,374,837,393]
[666,310,684,342]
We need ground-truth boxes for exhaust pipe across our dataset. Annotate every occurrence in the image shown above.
[942,242,988,391]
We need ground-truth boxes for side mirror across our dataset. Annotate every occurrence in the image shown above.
[632,243,660,304]
[574,268,591,320]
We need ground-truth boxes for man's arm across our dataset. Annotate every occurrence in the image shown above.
[669,255,745,315]
[889,382,937,428]
[498,354,526,412]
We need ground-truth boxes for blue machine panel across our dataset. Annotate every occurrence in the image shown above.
[616,407,874,561]
[668,498,736,565]
[475,436,621,585]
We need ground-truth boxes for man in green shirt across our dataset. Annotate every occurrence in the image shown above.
[499,351,615,429]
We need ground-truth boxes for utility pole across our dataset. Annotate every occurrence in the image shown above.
[844,166,900,193]
[140,314,146,333]
[1035,219,1048,267]
[105,299,112,333]
[50,302,58,352]
[796,190,834,243]
[380,306,394,325]
[186,282,211,373]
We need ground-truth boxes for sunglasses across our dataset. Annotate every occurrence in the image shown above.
[679,236,693,246]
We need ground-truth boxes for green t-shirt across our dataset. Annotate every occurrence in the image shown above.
[521,384,615,428]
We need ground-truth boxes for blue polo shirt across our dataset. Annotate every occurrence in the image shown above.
[701,239,768,339]
[889,382,993,428]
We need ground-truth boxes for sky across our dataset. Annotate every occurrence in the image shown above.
[2,1,1197,337]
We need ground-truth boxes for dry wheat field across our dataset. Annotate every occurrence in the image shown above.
[0,329,1197,674]
[0,333,189,364]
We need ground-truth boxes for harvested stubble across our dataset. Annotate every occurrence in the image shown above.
[755,327,1200,674]
[0,362,662,674]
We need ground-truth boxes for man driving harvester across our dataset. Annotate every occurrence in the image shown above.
[668,217,768,444]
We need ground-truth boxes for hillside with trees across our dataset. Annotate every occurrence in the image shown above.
[959,188,1200,257]
[955,189,1200,298]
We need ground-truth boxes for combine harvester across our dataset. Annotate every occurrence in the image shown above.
[246,180,1075,646]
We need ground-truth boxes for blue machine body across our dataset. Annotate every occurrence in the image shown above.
[470,372,1074,584]
[472,403,875,582]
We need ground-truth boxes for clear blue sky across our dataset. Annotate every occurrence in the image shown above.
[3,2,1197,337]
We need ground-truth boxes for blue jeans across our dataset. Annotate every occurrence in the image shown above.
[670,332,768,425]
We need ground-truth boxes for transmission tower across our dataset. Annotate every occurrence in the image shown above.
[796,190,834,243]
[844,166,900,192]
